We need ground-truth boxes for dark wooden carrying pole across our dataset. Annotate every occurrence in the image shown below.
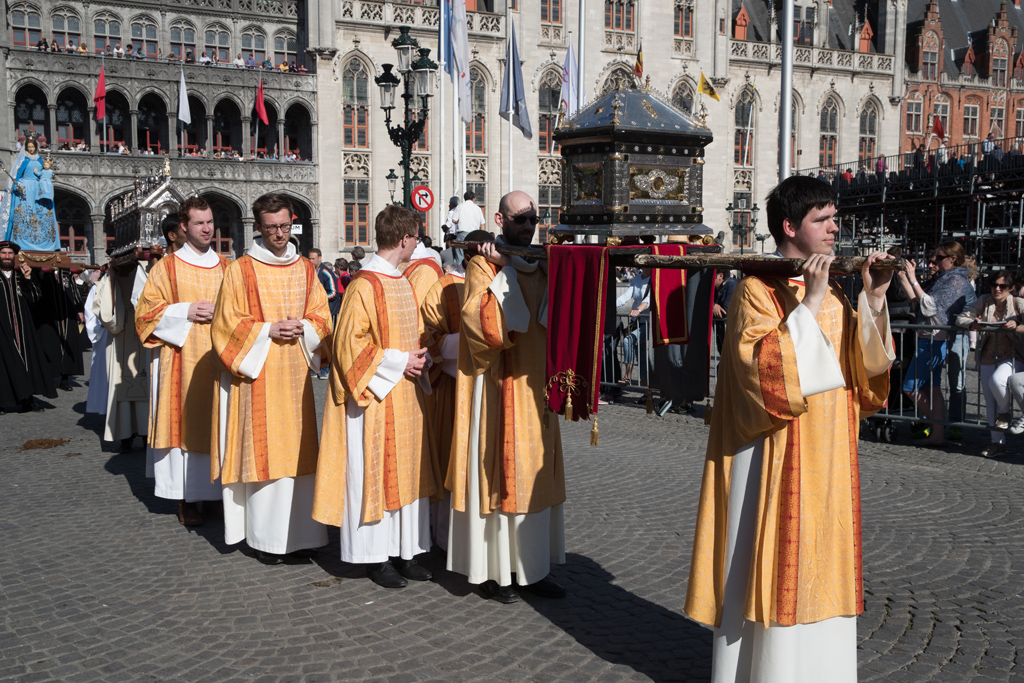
[450,241,905,276]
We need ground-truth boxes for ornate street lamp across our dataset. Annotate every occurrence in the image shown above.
[375,26,438,210]
[386,168,399,204]
[726,201,760,254]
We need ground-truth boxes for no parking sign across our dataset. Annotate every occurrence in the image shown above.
[411,185,434,212]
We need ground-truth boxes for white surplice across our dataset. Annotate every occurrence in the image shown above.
[711,273,895,683]
[145,243,222,502]
[447,251,565,587]
[219,239,328,554]
[339,255,431,564]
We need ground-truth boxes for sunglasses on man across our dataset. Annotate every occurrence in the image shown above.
[502,212,540,226]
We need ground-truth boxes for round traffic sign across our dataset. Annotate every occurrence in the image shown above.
[411,185,434,212]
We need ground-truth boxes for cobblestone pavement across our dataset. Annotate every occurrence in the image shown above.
[2,377,1023,682]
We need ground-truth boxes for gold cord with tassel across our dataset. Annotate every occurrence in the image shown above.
[590,414,599,446]
[703,399,713,425]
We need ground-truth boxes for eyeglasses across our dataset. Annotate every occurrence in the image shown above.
[930,253,951,263]
[259,223,292,234]
[502,212,540,226]
[993,283,1011,291]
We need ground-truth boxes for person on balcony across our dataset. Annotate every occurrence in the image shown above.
[184,50,195,64]
[35,37,48,51]
[233,53,245,68]
[113,42,123,58]
[199,51,212,66]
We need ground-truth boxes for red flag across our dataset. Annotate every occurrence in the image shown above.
[931,115,945,140]
[255,76,269,125]
[94,65,107,120]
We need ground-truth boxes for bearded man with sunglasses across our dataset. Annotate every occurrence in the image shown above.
[447,191,566,604]
[210,193,332,565]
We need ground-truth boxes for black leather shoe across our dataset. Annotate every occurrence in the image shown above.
[58,377,72,391]
[119,437,134,454]
[367,561,407,588]
[520,576,566,599]
[254,549,285,565]
[480,580,520,604]
[392,557,432,581]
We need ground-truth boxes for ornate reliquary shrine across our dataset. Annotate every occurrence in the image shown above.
[551,78,713,243]
[107,159,186,259]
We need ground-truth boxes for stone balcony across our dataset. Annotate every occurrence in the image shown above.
[338,0,504,37]
[728,41,896,76]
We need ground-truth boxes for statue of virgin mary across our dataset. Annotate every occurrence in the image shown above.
[1,134,61,251]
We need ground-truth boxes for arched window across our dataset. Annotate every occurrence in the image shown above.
[170,20,197,60]
[241,27,267,63]
[819,97,839,167]
[600,67,633,95]
[55,89,87,148]
[858,102,878,166]
[734,89,755,167]
[51,8,82,50]
[342,60,370,148]
[206,24,230,63]
[93,13,121,53]
[137,94,167,154]
[11,6,42,48]
[604,0,634,32]
[213,100,242,154]
[922,31,939,80]
[672,81,694,114]
[56,194,90,254]
[131,16,158,60]
[538,70,561,153]
[674,3,693,38]
[274,30,296,66]
[466,68,487,153]
[15,86,49,144]
[993,39,1009,88]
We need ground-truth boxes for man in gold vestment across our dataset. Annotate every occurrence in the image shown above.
[135,197,226,526]
[447,191,566,604]
[312,206,438,587]
[685,176,895,682]
[211,193,332,565]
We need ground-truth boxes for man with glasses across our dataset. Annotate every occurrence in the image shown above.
[447,191,567,604]
[210,193,332,565]
[313,205,438,588]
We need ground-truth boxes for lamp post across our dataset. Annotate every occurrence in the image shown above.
[374,26,438,210]
[726,201,760,254]
[386,168,399,205]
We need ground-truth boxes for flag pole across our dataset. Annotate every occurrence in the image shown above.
[506,8,513,194]
[101,54,107,154]
[779,0,795,180]
[438,0,447,237]
[577,0,585,112]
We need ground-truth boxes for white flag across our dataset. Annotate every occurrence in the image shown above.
[450,0,472,124]
[560,43,579,118]
[177,69,191,125]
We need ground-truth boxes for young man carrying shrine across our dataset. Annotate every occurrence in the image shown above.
[135,197,227,526]
[447,191,566,604]
[419,229,492,551]
[685,175,896,682]
[211,193,332,565]
[312,205,439,588]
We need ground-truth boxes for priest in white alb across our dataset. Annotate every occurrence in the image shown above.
[135,197,227,526]
[211,193,332,565]
[313,205,440,588]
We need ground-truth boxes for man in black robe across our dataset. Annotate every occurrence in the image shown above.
[0,241,56,413]
[34,267,85,391]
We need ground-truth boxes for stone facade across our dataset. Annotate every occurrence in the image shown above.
[3,0,906,262]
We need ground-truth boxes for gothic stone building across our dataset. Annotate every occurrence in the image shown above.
[4,0,908,262]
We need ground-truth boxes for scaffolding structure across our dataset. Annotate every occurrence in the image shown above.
[798,135,1024,280]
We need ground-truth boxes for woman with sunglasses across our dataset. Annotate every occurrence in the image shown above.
[957,270,1024,457]
[896,241,975,446]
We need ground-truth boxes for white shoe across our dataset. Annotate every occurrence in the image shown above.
[1010,416,1024,436]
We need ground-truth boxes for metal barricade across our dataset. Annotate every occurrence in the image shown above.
[869,322,1022,443]
[599,310,659,405]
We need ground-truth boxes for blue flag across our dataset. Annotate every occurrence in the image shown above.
[441,0,453,80]
[499,16,532,140]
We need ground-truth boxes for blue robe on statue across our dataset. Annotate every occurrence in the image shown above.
[2,154,61,251]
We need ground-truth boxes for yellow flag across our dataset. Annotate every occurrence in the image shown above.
[698,72,720,102]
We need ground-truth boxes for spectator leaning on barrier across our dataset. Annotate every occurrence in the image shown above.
[897,241,974,447]
[957,270,1024,458]
[616,267,651,388]
[712,270,738,354]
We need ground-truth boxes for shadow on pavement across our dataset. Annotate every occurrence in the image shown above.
[103,451,175,517]
[529,552,712,683]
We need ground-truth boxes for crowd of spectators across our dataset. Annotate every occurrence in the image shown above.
[28,37,308,72]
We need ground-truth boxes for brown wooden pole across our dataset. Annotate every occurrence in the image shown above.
[450,241,905,275]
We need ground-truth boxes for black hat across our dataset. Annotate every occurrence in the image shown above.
[0,241,21,253]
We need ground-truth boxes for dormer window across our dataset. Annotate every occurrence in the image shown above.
[922,31,939,80]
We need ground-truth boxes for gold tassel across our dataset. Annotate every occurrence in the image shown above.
[564,393,573,422]
[703,399,713,425]
[590,415,599,446]
[646,388,654,414]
